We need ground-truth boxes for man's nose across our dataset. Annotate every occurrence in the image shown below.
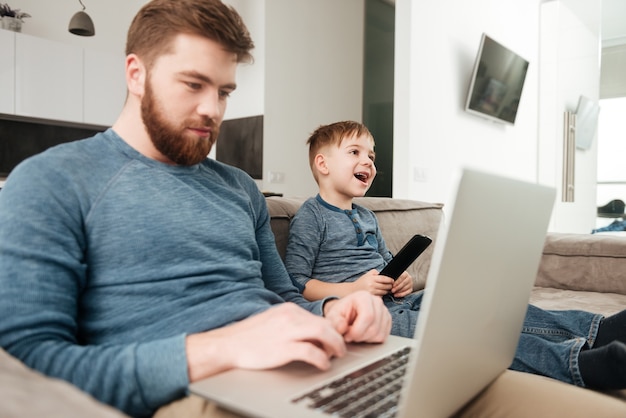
[197,91,222,119]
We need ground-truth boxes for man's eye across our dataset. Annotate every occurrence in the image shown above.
[186,82,202,90]
[219,90,232,99]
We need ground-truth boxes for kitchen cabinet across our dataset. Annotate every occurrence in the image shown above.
[0,29,15,115]
[1,31,125,126]
[15,33,83,122]
[84,49,126,126]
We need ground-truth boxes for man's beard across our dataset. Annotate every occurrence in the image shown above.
[141,79,219,166]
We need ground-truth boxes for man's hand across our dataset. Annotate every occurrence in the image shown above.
[186,303,347,382]
[323,290,391,343]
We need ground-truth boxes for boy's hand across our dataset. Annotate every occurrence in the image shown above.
[355,269,394,296]
[391,271,414,298]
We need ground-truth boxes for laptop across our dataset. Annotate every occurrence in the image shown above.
[189,168,556,418]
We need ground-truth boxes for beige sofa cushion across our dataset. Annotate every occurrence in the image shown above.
[354,197,443,290]
[530,287,626,316]
[0,348,128,418]
[537,233,626,295]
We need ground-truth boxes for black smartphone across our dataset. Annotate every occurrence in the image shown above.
[380,234,432,280]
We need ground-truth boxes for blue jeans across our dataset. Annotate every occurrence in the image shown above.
[383,292,423,338]
[383,292,603,387]
[512,304,602,386]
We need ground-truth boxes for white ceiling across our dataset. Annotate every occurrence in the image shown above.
[603,0,626,46]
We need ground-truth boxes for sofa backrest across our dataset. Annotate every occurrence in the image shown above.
[266,196,444,291]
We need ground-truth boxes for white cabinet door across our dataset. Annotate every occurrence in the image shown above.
[84,49,126,126]
[15,33,83,123]
[0,29,15,115]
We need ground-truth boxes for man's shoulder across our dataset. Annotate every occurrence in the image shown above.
[202,158,257,185]
[4,130,123,198]
[199,159,266,211]
[24,130,111,168]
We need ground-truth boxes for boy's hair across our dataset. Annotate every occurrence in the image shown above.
[126,0,254,71]
[306,121,374,180]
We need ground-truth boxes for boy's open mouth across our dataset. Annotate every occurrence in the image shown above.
[354,172,369,183]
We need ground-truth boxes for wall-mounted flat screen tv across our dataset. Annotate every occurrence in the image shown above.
[465,33,529,125]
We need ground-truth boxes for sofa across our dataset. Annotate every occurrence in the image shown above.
[266,195,626,403]
[3,195,626,416]
[268,196,626,317]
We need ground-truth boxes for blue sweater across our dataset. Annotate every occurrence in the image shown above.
[285,195,393,290]
[0,129,323,417]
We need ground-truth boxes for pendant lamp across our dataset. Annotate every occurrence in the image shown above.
[68,0,95,37]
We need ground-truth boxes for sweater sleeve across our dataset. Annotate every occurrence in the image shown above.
[284,200,324,289]
[0,161,188,417]
[249,189,326,315]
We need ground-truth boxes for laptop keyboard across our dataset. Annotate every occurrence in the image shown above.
[291,346,411,418]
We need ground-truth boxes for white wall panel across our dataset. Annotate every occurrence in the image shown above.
[0,29,15,115]
[15,33,83,122]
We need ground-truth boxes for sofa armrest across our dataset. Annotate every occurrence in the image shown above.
[0,348,128,417]
[536,233,626,295]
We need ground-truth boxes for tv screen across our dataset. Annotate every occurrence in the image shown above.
[465,34,529,125]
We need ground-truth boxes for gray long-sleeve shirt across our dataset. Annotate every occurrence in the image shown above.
[285,195,393,290]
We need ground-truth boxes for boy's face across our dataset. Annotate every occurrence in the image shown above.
[322,133,377,198]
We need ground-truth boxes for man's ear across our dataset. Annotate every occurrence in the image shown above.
[314,153,329,176]
[126,54,146,96]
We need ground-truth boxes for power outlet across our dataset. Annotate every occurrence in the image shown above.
[268,171,285,184]
[413,167,428,182]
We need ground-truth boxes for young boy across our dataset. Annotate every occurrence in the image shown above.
[285,121,420,337]
[285,120,626,391]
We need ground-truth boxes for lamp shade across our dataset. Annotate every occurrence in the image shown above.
[69,11,95,36]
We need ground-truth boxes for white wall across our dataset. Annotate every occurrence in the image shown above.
[14,0,264,121]
[10,0,144,54]
[601,45,626,98]
[219,0,265,121]
[8,0,361,197]
[8,0,602,230]
[597,43,626,220]
[394,0,600,233]
[263,0,364,197]
[597,97,626,212]
[538,0,601,233]
[394,0,540,202]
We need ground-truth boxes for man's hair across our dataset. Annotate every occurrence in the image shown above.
[306,121,374,181]
[126,0,254,70]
